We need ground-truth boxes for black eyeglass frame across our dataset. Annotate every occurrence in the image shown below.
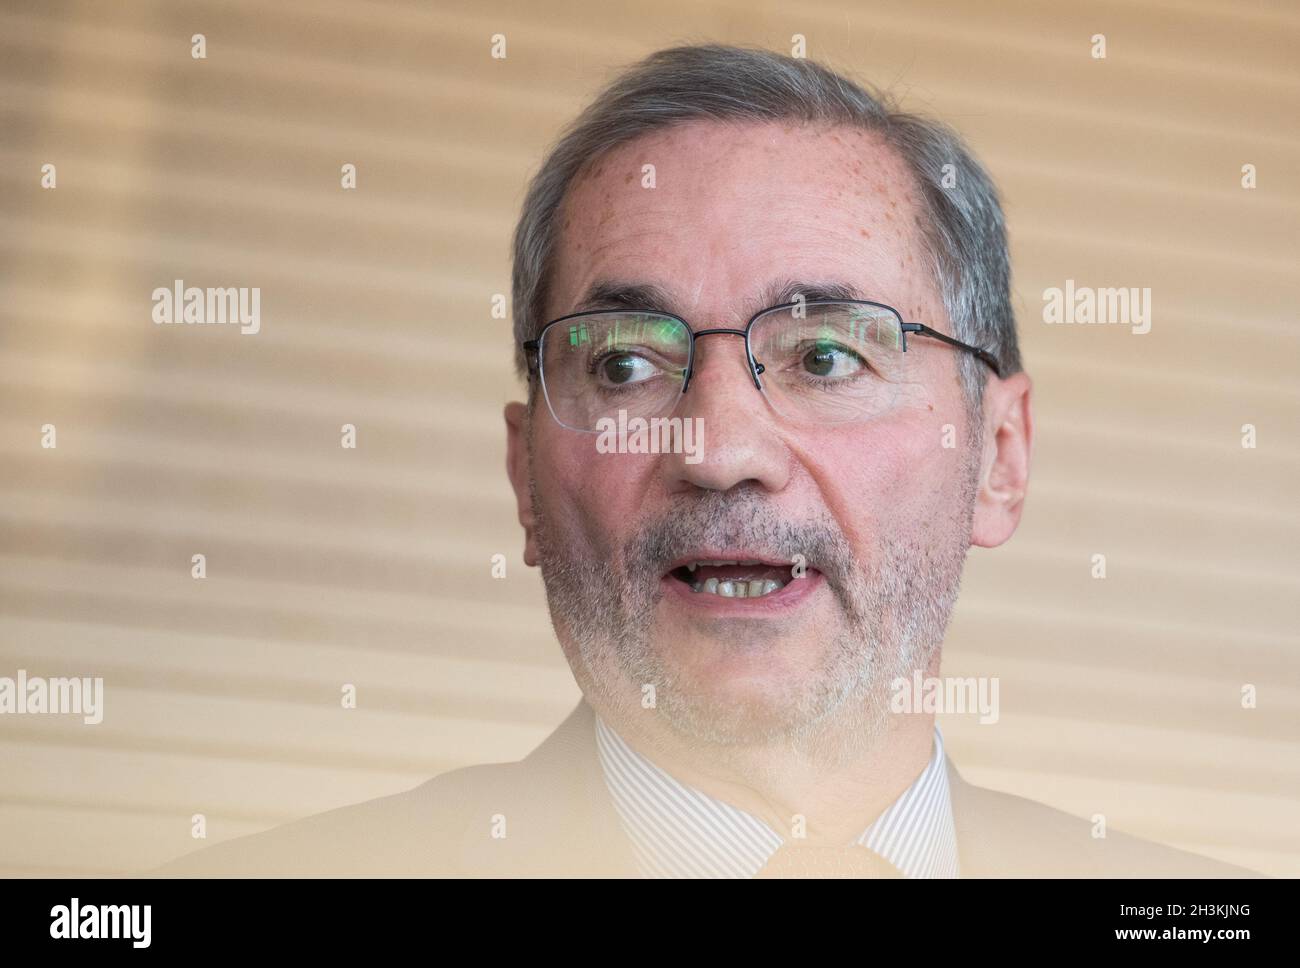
[522,298,1003,402]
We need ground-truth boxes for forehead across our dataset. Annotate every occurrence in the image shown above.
[548,119,932,323]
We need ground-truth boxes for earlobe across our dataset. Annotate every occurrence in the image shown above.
[504,401,539,567]
[969,372,1033,549]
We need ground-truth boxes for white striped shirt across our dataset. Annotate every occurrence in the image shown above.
[594,714,960,878]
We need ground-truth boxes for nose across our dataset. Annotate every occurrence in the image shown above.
[663,333,791,494]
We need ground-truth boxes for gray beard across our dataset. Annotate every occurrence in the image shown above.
[530,450,978,772]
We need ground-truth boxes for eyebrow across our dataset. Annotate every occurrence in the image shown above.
[573,281,676,314]
[569,278,874,321]
[759,279,870,308]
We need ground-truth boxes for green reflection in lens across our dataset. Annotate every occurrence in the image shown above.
[652,318,684,344]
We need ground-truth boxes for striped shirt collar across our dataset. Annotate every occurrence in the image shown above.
[594,714,960,878]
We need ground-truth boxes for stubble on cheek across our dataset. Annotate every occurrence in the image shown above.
[526,465,657,710]
[524,404,983,757]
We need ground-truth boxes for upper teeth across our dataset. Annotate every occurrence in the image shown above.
[685,559,764,571]
[691,577,785,598]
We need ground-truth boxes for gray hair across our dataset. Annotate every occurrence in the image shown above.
[511,44,1021,408]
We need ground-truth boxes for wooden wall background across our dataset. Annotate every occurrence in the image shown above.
[1,0,1296,875]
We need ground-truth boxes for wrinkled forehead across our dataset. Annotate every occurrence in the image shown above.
[547,119,933,325]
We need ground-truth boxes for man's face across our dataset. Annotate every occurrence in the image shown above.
[510,120,983,755]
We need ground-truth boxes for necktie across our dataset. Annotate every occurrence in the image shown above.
[753,843,903,879]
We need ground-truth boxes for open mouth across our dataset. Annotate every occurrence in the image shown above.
[665,557,815,599]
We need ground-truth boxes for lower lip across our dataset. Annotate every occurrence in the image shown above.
[659,570,825,614]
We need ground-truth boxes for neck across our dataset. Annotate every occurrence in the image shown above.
[589,678,939,845]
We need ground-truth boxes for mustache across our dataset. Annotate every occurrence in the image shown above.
[621,489,856,594]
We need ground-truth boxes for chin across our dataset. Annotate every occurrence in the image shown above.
[659,627,819,687]
[652,643,830,740]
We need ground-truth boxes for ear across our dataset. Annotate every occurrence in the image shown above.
[970,370,1033,548]
[504,401,539,567]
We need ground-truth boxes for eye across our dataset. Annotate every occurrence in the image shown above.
[598,352,659,386]
[802,341,866,379]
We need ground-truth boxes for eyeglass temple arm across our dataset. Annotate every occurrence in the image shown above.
[901,323,1003,379]
[522,339,540,375]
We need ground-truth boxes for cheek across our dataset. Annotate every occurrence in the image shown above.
[535,424,653,554]
[796,414,959,552]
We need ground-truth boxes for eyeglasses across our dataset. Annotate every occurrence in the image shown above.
[522,299,1002,432]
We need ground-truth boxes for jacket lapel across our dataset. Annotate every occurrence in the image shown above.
[455,698,640,876]
[946,753,1064,876]
[458,702,1028,877]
